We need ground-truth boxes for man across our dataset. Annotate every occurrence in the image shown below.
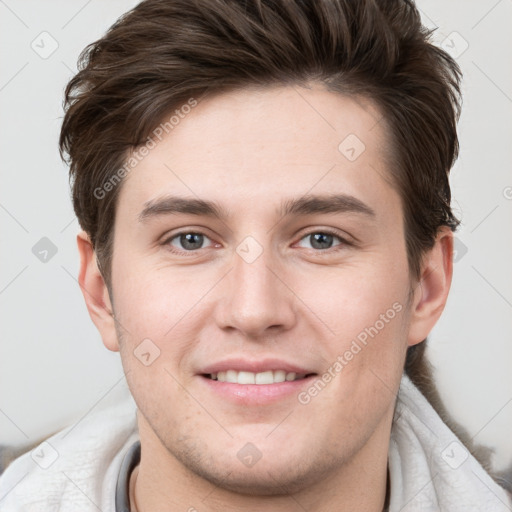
[1,0,510,510]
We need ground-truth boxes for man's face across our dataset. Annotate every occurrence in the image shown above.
[109,85,415,493]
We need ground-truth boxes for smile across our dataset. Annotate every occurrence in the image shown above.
[207,370,312,384]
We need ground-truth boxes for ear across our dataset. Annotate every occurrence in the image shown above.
[407,226,454,347]
[77,230,119,352]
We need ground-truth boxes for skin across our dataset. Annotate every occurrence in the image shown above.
[78,84,453,512]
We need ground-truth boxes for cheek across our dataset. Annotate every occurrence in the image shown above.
[112,259,205,338]
[300,283,408,442]
[299,259,409,343]
[295,260,410,413]
[112,267,205,398]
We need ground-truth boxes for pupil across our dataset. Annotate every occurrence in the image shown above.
[311,233,332,250]
[181,233,203,250]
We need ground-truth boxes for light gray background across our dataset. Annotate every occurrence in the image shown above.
[1,0,511,475]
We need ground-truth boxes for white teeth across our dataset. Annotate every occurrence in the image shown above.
[273,370,286,383]
[226,370,237,382]
[212,370,308,384]
[237,371,255,384]
[255,371,273,384]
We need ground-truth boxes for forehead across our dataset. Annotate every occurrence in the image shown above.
[117,84,397,221]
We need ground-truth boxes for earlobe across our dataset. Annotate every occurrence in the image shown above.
[407,226,454,347]
[76,230,120,352]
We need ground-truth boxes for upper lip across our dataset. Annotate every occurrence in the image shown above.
[199,358,317,375]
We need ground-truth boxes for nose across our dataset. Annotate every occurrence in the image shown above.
[214,242,297,339]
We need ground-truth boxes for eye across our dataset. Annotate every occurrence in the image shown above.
[162,229,351,254]
[165,231,216,253]
[296,231,349,251]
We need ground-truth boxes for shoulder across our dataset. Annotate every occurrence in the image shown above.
[389,374,512,511]
[0,384,138,512]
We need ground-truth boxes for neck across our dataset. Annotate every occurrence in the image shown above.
[131,411,392,512]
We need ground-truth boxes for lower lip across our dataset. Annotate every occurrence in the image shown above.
[198,375,317,405]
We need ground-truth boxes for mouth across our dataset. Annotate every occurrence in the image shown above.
[197,358,318,404]
[199,366,318,405]
[203,370,317,384]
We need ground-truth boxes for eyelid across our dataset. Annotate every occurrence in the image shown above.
[294,228,354,250]
[160,228,218,255]
[296,225,355,244]
[161,226,354,256]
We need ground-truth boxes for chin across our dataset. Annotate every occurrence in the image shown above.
[192,463,323,496]
[172,441,342,496]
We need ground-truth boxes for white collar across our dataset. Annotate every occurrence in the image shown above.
[388,374,512,511]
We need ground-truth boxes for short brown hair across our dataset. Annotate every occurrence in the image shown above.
[59,0,462,385]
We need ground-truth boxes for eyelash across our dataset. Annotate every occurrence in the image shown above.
[161,229,353,256]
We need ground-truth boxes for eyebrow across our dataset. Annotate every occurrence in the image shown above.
[138,193,376,223]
